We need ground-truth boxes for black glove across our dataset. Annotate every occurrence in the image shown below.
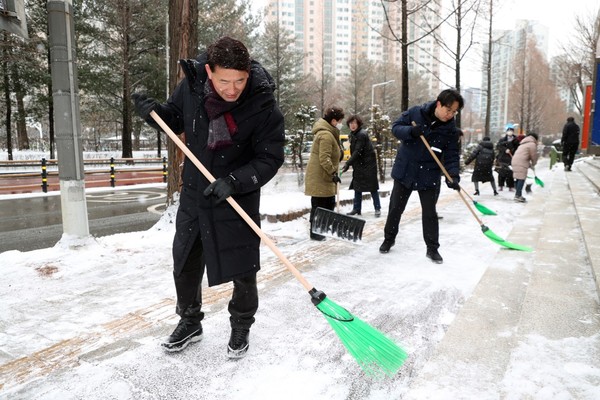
[132,93,159,120]
[341,164,349,173]
[332,174,342,184]
[445,176,460,191]
[410,124,424,139]
[203,175,237,204]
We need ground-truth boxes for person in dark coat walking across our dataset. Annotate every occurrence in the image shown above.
[341,115,381,217]
[379,89,464,264]
[464,137,498,196]
[495,127,519,191]
[132,37,285,358]
[561,116,580,171]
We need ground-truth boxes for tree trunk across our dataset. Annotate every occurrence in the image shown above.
[166,0,198,203]
[484,0,493,138]
[2,41,12,160]
[121,1,133,159]
[11,65,29,150]
[454,1,462,128]
[47,42,55,159]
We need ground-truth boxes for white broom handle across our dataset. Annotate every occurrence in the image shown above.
[150,111,314,291]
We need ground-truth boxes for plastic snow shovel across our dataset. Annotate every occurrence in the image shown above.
[150,111,407,377]
[460,188,497,216]
[415,127,532,252]
[312,172,365,242]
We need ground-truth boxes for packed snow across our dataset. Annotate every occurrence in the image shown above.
[1,161,599,399]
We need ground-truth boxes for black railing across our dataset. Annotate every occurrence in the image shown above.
[0,157,168,193]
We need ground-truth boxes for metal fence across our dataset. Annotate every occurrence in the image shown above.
[0,157,167,194]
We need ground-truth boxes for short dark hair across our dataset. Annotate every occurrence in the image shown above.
[567,116,575,122]
[323,106,344,123]
[437,89,464,110]
[527,132,539,141]
[206,36,251,72]
[346,114,363,129]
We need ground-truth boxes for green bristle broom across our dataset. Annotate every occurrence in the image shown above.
[461,188,497,216]
[151,111,409,377]
[415,129,532,252]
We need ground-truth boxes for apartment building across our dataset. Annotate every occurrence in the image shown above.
[480,19,549,136]
[264,0,442,94]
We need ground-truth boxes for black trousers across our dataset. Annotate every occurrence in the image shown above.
[309,196,335,239]
[562,143,578,168]
[173,235,258,329]
[384,180,440,250]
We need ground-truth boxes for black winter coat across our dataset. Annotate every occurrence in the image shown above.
[465,139,495,182]
[561,121,580,145]
[495,135,519,167]
[346,128,379,192]
[147,54,285,286]
[390,101,460,190]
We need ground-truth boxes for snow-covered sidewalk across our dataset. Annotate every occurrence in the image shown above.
[1,161,599,399]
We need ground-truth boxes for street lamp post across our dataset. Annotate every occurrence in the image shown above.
[371,80,395,125]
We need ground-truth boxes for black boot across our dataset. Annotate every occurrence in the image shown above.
[162,305,203,352]
[379,239,395,253]
[227,327,250,359]
[426,248,443,264]
[346,209,361,216]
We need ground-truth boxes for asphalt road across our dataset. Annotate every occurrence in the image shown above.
[0,187,168,253]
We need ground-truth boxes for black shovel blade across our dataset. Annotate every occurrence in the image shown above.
[312,207,365,242]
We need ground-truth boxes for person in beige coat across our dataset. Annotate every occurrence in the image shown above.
[305,106,345,240]
[510,132,538,202]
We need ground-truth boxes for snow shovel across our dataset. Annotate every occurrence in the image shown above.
[460,188,497,216]
[311,171,365,242]
[150,111,407,377]
[415,127,532,252]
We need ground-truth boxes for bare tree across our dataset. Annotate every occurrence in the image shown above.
[555,6,600,116]
[483,0,494,137]
[343,57,375,116]
[255,18,304,128]
[509,38,566,137]
[378,0,454,111]
[428,0,483,127]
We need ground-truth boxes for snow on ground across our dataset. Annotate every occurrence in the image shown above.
[1,162,599,399]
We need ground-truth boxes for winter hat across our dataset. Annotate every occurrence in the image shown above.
[483,136,491,141]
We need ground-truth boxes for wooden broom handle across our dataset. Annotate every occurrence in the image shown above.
[150,111,314,291]
[412,122,484,225]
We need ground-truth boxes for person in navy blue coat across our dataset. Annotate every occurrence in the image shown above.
[379,89,464,264]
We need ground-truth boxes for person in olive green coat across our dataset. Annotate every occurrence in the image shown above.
[304,106,345,240]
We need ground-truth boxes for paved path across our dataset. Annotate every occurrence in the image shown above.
[2,158,599,397]
[405,157,600,398]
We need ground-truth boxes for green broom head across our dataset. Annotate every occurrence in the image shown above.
[527,175,545,187]
[473,201,497,216]
[534,176,545,187]
[481,225,532,252]
[309,288,408,378]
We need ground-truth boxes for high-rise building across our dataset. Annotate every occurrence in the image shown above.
[264,0,442,93]
[480,20,549,136]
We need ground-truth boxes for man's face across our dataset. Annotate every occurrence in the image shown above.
[434,100,459,122]
[205,65,249,102]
